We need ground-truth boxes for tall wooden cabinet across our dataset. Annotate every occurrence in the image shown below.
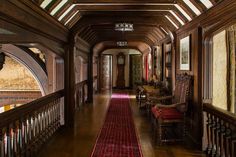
[116,53,125,88]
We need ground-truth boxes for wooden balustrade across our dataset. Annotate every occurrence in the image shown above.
[0,90,64,157]
[76,80,88,107]
[203,103,236,157]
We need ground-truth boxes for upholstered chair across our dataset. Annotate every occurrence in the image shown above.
[150,74,192,144]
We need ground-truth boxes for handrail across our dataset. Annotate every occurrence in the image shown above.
[0,89,65,157]
[76,80,87,87]
[0,89,64,128]
[76,81,87,106]
[203,103,236,157]
[203,103,236,125]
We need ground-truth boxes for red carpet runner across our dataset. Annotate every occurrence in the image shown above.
[91,93,143,157]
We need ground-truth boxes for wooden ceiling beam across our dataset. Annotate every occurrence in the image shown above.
[47,0,62,12]
[32,0,44,5]
[172,7,188,23]
[55,2,71,18]
[153,28,166,39]
[167,12,182,28]
[94,32,155,44]
[151,29,163,40]
[84,29,98,42]
[90,28,162,41]
[61,7,78,24]
[71,16,176,36]
[89,24,165,43]
[176,0,196,19]
[189,0,207,13]
[209,0,217,5]
[79,27,91,38]
[74,4,173,11]
[73,0,176,3]
[67,13,82,28]
[79,11,165,17]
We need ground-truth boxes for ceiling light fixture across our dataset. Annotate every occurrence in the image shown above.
[117,41,128,46]
[115,23,134,32]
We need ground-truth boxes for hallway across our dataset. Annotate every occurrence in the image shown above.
[38,91,205,157]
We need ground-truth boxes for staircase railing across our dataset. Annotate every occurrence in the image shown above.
[0,89,64,157]
[203,103,236,157]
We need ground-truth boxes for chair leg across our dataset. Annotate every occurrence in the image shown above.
[158,120,162,145]
[183,119,186,141]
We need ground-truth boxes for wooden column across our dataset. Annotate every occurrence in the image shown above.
[87,51,93,103]
[64,40,75,127]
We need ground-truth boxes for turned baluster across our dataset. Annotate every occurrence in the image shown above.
[45,106,50,140]
[49,104,54,135]
[215,117,221,156]
[32,113,38,154]
[51,104,56,133]
[54,101,59,131]
[209,114,215,155]
[224,123,232,157]
[212,115,219,156]
[20,118,27,156]
[56,100,61,129]
[231,134,236,157]
[0,128,4,157]
[17,119,23,156]
[26,116,33,156]
[55,102,59,131]
[2,128,7,157]
[47,105,52,136]
[37,111,43,146]
[12,122,18,157]
[5,126,11,157]
[41,109,47,142]
[220,120,226,157]
[30,114,37,156]
[206,112,212,154]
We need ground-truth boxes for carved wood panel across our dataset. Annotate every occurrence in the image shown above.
[101,55,112,90]
[130,55,142,88]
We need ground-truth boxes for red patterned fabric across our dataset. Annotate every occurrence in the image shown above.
[91,93,143,157]
[151,106,183,120]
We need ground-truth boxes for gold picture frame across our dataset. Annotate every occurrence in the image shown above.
[180,35,191,70]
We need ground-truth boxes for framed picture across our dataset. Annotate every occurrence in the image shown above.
[180,35,191,70]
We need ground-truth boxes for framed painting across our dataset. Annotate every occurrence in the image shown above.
[180,35,191,70]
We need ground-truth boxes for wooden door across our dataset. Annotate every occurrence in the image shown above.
[100,55,112,90]
[130,55,142,88]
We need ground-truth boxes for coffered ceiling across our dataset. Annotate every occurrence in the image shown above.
[32,0,221,47]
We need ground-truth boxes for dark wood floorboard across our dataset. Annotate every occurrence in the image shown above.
[38,90,206,157]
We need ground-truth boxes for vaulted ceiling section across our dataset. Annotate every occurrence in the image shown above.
[32,0,221,47]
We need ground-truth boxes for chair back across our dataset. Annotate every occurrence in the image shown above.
[173,74,192,112]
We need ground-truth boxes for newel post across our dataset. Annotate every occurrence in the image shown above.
[64,38,76,127]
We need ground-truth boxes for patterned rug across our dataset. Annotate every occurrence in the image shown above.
[91,93,143,157]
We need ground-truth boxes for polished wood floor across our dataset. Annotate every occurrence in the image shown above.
[38,90,206,157]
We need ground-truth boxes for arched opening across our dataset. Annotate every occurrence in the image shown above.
[0,44,65,113]
[99,48,142,91]
[1,44,48,95]
[0,54,42,111]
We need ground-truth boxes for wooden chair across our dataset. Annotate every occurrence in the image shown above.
[145,80,170,118]
[150,74,192,144]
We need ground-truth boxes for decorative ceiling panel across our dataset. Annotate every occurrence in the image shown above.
[32,0,220,45]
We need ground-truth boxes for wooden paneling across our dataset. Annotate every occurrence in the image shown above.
[0,0,68,43]
[100,55,112,90]
[176,27,203,148]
